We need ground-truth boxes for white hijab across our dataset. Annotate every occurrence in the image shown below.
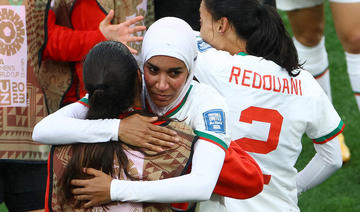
[141,17,198,116]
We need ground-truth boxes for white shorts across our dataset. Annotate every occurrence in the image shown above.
[277,0,360,11]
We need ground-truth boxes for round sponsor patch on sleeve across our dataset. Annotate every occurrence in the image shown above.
[203,109,226,134]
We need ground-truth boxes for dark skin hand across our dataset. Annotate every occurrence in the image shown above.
[118,114,180,152]
[71,168,113,208]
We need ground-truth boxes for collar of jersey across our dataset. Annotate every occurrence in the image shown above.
[146,85,193,118]
[237,51,248,56]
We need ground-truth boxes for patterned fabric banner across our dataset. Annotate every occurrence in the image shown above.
[0,0,50,162]
[0,5,27,107]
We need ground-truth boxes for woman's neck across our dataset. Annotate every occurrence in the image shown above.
[219,25,247,55]
[225,35,247,55]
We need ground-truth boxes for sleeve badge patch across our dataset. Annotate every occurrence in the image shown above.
[196,36,212,52]
[203,109,226,134]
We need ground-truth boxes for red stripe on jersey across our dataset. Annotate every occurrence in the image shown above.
[45,152,51,212]
[77,100,89,107]
[312,123,345,144]
[314,69,329,79]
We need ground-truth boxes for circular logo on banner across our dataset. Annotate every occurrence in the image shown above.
[0,8,25,56]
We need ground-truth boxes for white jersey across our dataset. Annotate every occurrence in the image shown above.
[195,38,344,211]
[145,81,231,212]
[74,81,231,212]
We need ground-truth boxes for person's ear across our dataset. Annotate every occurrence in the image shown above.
[217,17,229,33]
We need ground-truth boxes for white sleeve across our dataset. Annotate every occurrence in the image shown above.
[110,139,225,202]
[296,136,342,195]
[32,102,120,145]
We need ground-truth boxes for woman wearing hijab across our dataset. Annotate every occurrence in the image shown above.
[194,0,343,211]
[33,17,263,211]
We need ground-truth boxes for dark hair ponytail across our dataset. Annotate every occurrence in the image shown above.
[204,0,301,76]
[60,41,141,206]
[84,41,140,118]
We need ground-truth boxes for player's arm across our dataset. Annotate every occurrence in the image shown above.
[32,98,119,144]
[33,97,178,150]
[71,137,225,207]
[296,136,342,195]
[299,86,344,195]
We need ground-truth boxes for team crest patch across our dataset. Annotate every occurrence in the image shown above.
[203,109,226,134]
[197,36,212,52]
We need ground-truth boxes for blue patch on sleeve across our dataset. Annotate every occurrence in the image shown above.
[197,37,212,52]
[203,109,226,134]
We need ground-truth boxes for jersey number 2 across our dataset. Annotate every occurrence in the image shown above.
[234,106,283,184]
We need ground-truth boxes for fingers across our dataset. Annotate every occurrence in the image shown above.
[74,195,96,208]
[103,9,114,24]
[72,187,88,195]
[128,25,147,34]
[149,124,178,136]
[143,143,165,152]
[84,167,103,177]
[139,115,159,123]
[71,179,88,187]
[126,45,138,54]
[150,135,179,148]
[74,194,92,201]
[127,36,144,43]
[125,16,144,26]
[83,200,96,208]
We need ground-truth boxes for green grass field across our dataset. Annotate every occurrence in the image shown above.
[279,2,360,212]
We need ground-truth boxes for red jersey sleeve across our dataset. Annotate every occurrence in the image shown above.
[42,10,107,62]
[213,141,264,199]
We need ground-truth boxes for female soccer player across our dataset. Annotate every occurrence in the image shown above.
[194,0,343,211]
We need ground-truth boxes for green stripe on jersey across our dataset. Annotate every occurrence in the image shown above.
[314,120,344,143]
[237,52,248,56]
[166,85,193,117]
[79,97,89,105]
[194,130,228,150]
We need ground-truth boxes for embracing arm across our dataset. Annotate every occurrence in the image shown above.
[32,102,119,144]
[110,140,224,202]
[71,140,225,207]
[296,136,342,195]
[33,100,178,150]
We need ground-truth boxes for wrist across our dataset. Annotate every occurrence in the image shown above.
[112,119,121,141]
[97,27,108,41]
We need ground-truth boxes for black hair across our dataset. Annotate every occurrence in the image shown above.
[204,0,301,76]
[83,40,140,118]
[60,41,142,206]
